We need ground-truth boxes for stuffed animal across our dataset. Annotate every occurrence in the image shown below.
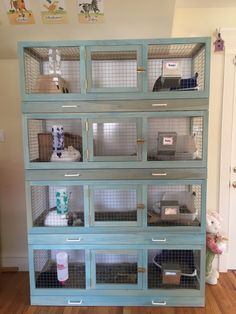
[206,211,227,285]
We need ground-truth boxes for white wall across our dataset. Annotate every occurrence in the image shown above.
[172,7,236,211]
[0,60,28,270]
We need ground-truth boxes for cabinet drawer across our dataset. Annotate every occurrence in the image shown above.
[25,168,206,181]
[28,233,205,245]
[22,99,209,114]
[31,295,204,306]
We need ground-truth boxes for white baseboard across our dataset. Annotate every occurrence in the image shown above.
[1,256,28,271]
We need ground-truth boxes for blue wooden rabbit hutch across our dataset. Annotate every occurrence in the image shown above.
[18,37,210,307]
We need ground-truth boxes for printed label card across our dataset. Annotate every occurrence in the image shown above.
[78,0,104,23]
[40,0,67,24]
[4,0,35,24]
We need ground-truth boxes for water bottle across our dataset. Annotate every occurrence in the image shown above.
[56,187,70,216]
[52,125,64,158]
[56,252,69,283]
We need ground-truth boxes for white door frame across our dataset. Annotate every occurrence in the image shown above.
[219,28,236,271]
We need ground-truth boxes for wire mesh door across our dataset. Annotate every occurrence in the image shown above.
[90,185,143,226]
[147,115,204,162]
[30,185,85,228]
[148,42,206,93]
[26,118,83,163]
[92,250,143,289]
[148,249,201,290]
[86,45,143,92]
[147,183,202,227]
[33,249,86,289]
[89,118,143,161]
[23,46,81,94]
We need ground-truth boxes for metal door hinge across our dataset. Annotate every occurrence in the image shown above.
[137,67,146,73]
[138,267,145,273]
[137,138,145,144]
[137,203,145,209]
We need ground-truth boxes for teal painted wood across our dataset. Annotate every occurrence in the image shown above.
[22,99,209,113]
[82,118,88,163]
[25,160,206,169]
[83,185,90,228]
[30,288,204,297]
[21,90,210,102]
[203,110,209,168]
[25,168,207,181]
[20,36,209,307]
[28,247,36,295]
[25,182,33,229]
[28,233,205,245]
[18,37,211,102]
[142,185,148,228]
[199,241,206,298]
[142,44,148,93]
[79,46,87,95]
[18,37,210,49]
[86,44,143,94]
[28,226,205,235]
[26,178,206,232]
[89,184,142,227]
[22,115,30,169]
[29,244,204,298]
[23,110,208,169]
[85,249,91,292]
[88,117,143,162]
[201,180,207,232]
[25,110,207,119]
[30,295,205,306]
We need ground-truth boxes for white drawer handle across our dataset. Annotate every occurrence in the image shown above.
[62,105,78,108]
[152,301,167,306]
[66,238,82,242]
[68,300,83,305]
[152,173,167,176]
[64,173,80,177]
[152,104,167,107]
[152,238,167,242]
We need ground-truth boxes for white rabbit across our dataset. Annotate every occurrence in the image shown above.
[51,146,81,162]
[44,211,68,226]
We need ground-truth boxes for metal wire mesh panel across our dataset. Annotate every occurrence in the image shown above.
[93,121,137,157]
[147,184,201,227]
[148,43,205,92]
[34,249,85,288]
[24,47,80,94]
[95,251,138,285]
[148,249,200,289]
[28,119,83,162]
[91,50,137,88]
[92,188,137,222]
[31,185,84,227]
[147,116,203,161]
